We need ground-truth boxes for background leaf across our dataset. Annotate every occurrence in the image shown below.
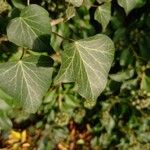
[66,6,76,20]
[117,0,146,15]
[141,73,150,92]
[7,4,51,52]
[0,56,53,113]
[66,0,83,7]
[94,2,111,31]
[11,0,26,9]
[55,34,114,100]
[0,112,12,130]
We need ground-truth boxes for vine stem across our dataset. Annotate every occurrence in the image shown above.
[20,48,26,60]
[52,31,75,42]
[51,18,64,26]
[27,0,30,6]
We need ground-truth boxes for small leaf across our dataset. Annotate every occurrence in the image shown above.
[109,69,134,82]
[94,2,111,31]
[66,6,76,20]
[117,0,146,15]
[141,73,150,92]
[11,0,26,9]
[0,56,53,113]
[7,4,51,52]
[97,0,111,3]
[55,34,115,101]
[0,112,12,130]
[66,0,83,7]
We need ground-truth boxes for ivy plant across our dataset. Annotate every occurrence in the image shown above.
[0,0,148,134]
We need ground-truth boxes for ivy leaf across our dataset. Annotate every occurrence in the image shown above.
[97,0,111,3]
[0,112,12,130]
[94,2,111,31]
[55,34,115,101]
[11,0,26,9]
[117,0,146,15]
[7,4,51,52]
[141,73,150,92]
[66,0,83,7]
[0,56,53,113]
[66,6,76,20]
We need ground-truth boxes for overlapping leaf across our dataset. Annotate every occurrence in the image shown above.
[55,34,115,100]
[7,4,51,52]
[94,2,111,31]
[0,56,53,113]
[117,0,146,15]
[11,0,25,9]
[66,0,83,7]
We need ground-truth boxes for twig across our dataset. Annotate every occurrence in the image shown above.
[52,31,75,42]
[27,0,30,6]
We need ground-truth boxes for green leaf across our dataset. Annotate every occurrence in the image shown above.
[0,98,11,111]
[120,48,134,67]
[109,69,134,82]
[141,73,150,92]
[66,0,83,7]
[0,112,12,130]
[94,2,111,31]
[66,6,76,20]
[7,4,51,52]
[117,0,146,15]
[55,34,115,101]
[97,0,111,3]
[0,56,53,113]
[11,0,26,9]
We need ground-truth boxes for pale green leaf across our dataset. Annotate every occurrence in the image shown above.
[55,34,115,101]
[66,0,83,7]
[0,98,11,111]
[0,112,12,130]
[117,0,146,15]
[0,56,53,113]
[7,4,51,52]
[66,6,76,20]
[94,2,111,31]
[97,0,111,3]
[109,69,134,82]
[141,73,150,92]
[11,0,26,9]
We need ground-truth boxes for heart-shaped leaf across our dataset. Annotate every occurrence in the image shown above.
[7,4,51,52]
[117,0,146,15]
[55,34,115,100]
[94,2,111,31]
[0,56,53,113]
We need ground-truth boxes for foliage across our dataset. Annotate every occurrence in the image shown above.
[0,0,150,149]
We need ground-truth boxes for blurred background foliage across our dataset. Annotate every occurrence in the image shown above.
[0,0,150,149]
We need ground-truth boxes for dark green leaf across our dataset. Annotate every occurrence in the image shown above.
[55,34,115,101]
[7,4,51,52]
